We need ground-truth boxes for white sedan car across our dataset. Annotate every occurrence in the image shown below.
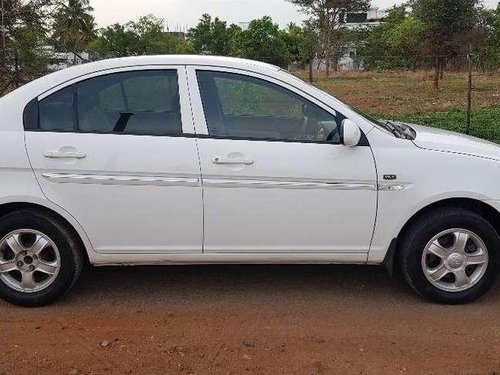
[0,56,499,306]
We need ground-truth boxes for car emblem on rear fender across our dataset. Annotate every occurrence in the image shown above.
[383,174,397,181]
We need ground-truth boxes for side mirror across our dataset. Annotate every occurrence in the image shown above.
[342,119,362,147]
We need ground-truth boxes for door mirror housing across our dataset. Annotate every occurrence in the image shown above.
[342,119,362,147]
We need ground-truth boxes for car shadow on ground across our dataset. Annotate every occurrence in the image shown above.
[54,263,500,311]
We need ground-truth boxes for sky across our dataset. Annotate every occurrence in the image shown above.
[91,0,499,30]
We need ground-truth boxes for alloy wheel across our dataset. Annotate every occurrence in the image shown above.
[421,228,488,292]
[0,229,61,293]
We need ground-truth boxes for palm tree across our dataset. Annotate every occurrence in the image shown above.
[52,0,95,61]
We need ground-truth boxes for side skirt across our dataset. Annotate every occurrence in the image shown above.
[91,253,369,267]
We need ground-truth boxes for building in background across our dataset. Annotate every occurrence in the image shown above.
[345,7,387,27]
[41,46,89,71]
[166,31,186,42]
[239,22,250,31]
[315,7,387,71]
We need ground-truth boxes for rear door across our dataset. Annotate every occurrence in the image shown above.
[25,66,203,254]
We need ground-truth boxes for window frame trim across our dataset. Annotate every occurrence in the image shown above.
[27,65,195,136]
[187,65,351,146]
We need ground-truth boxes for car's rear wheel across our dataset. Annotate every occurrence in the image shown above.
[0,210,84,307]
[400,207,499,304]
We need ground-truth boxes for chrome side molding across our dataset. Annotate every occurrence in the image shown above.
[41,173,200,187]
[203,178,377,191]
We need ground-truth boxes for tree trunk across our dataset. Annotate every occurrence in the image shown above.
[308,60,314,84]
[325,29,331,77]
[332,53,339,72]
[14,52,20,88]
[0,79,12,96]
[439,60,444,80]
[433,59,440,89]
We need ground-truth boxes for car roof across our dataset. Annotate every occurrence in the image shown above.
[1,55,281,104]
[96,55,279,70]
[57,55,280,80]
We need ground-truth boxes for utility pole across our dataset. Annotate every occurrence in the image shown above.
[466,43,473,136]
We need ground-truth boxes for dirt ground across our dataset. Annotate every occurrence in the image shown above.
[1,265,500,375]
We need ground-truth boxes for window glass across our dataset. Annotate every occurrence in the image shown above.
[215,76,303,118]
[77,70,182,135]
[197,71,341,143]
[39,86,75,131]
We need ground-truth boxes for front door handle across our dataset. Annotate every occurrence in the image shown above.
[43,150,87,159]
[213,157,254,166]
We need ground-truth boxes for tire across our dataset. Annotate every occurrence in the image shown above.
[400,207,500,304]
[0,210,84,307]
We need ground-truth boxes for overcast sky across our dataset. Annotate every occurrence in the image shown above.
[91,0,499,30]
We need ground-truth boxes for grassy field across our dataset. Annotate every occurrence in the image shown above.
[293,70,500,143]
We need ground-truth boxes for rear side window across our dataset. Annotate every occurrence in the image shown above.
[38,86,75,131]
[28,70,182,136]
[77,70,182,135]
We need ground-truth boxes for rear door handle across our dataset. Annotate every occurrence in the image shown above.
[213,157,254,166]
[43,150,87,159]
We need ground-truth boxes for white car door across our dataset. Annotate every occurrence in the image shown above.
[188,67,377,256]
[25,66,203,254]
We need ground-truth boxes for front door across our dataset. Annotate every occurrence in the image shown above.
[25,67,203,254]
[189,67,377,255]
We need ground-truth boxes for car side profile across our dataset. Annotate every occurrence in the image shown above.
[0,55,499,306]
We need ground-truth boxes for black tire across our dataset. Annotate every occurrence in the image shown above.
[399,207,500,304]
[0,210,84,307]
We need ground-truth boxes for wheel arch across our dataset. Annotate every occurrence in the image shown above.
[384,197,500,276]
[0,201,94,265]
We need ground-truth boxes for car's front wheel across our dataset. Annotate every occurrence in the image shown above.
[400,207,499,304]
[0,210,84,307]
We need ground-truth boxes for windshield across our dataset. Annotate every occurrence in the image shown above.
[343,103,393,132]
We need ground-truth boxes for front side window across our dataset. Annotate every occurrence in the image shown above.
[34,70,182,136]
[197,71,342,143]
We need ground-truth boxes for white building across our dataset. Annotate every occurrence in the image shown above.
[41,46,90,71]
[315,7,387,71]
[344,7,387,28]
[239,22,250,31]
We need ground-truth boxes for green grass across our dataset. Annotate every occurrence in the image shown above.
[373,106,500,144]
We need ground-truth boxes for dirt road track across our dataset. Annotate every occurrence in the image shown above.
[1,264,499,375]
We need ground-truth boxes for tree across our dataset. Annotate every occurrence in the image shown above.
[129,15,181,55]
[477,3,500,70]
[358,5,425,70]
[282,22,318,81]
[288,0,369,76]
[188,14,240,55]
[300,23,319,82]
[232,16,291,68]
[411,0,481,88]
[88,15,188,59]
[0,0,54,94]
[52,0,95,58]
[88,23,136,58]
